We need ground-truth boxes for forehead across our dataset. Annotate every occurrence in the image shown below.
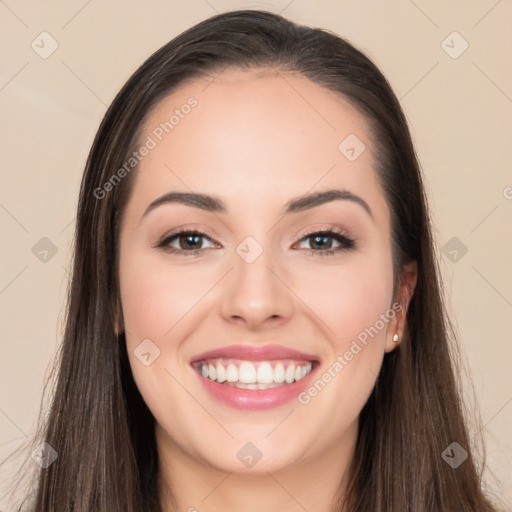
[141,67,372,161]
[127,68,386,218]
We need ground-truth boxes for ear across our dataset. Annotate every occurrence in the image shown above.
[385,260,418,353]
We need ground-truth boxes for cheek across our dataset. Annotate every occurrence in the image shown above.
[300,254,394,415]
[120,271,171,341]
[119,249,194,429]
[118,246,219,404]
[119,248,202,344]
[304,253,394,349]
[299,251,394,411]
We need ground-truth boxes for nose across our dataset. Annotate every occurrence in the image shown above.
[220,244,295,331]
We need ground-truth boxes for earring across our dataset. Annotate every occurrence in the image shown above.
[392,333,400,343]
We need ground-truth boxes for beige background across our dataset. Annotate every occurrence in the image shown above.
[1,0,511,509]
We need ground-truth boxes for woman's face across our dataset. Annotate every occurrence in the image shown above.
[117,68,412,475]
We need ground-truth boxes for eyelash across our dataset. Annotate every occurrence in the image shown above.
[155,227,356,257]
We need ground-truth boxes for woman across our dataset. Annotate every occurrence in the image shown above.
[11,9,503,511]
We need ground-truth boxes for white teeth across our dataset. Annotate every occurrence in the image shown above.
[256,362,274,384]
[226,364,238,382]
[199,360,313,387]
[274,363,285,383]
[285,365,295,383]
[216,362,226,383]
[238,361,257,383]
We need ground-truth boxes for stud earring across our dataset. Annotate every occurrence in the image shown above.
[392,333,400,343]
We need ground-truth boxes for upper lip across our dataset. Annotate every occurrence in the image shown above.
[191,344,319,363]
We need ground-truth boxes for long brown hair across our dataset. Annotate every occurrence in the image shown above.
[7,9,503,511]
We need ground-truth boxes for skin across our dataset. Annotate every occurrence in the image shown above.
[116,68,417,512]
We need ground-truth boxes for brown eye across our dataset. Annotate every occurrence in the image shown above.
[157,230,217,255]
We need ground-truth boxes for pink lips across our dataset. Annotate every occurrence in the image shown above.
[191,344,318,363]
[191,344,319,410]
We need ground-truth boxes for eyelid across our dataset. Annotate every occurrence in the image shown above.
[155,223,357,261]
[156,224,354,247]
[293,225,356,254]
[295,224,354,241]
[155,224,219,245]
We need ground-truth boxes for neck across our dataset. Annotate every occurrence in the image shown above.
[156,422,357,512]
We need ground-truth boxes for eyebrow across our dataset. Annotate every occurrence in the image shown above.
[141,189,373,221]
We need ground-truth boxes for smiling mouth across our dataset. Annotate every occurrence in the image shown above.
[193,358,314,389]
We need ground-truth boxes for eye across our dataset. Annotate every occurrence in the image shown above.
[155,227,356,257]
[294,228,355,256]
[156,229,218,256]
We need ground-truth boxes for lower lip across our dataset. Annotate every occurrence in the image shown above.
[194,365,317,410]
